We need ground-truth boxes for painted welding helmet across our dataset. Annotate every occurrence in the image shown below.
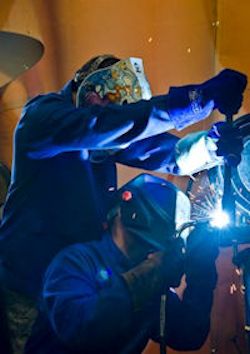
[108,174,191,250]
[76,57,152,107]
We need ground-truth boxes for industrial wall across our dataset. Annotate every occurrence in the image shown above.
[0,1,250,353]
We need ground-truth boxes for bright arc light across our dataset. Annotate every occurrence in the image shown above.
[209,208,230,229]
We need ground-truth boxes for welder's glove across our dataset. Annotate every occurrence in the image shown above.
[207,121,243,166]
[167,69,247,131]
[185,225,219,291]
[121,238,185,311]
[201,69,247,116]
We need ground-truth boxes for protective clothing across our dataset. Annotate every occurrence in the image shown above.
[0,65,244,298]
[168,68,247,131]
[206,114,250,221]
[185,225,219,290]
[122,237,185,311]
[73,54,118,85]
[208,121,243,166]
[0,78,218,298]
[108,173,191,250]
[76,57,152,106]
[24,234,217,354]
[200,68,247,116]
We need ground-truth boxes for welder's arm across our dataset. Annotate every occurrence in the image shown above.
[167,68,247,129]
[121,238,185,311]
[19,84,214,159]
[21,68,246,160]
[115,132,180,175]
[115,69,247,176]
[173,130,223,175]
[149,285,214,351]
[153,226,219,351]
[172,120,245,174]
[121,238,216,351]
[115,130,222,175]
[42,246,134,351]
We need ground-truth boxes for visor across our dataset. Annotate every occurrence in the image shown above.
[108,174,191,250]
[76,57,152,107]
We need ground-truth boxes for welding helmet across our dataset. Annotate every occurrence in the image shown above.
[75,56,152,107]
[108,174,191,250]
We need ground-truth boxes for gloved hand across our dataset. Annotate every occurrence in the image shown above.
[201,69,247,116]
[121,238,185,311]
[147,237,185,288]
[185,225,219,291]
[208,121,243,166]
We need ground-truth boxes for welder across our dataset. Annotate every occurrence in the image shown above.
[0,54,247,298]
[24,173,219,354]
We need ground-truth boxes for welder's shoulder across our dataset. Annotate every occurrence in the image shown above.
[22,91,64,119]
[15,91,67,137]
[48,241,103,273]
[59,242,99,258]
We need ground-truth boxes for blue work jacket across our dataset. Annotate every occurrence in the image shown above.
[0,81,214,297]
[25,234,214,354]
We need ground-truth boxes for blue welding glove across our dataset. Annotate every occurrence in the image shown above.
[201,69,247,116]
[185,225,219,291]
[167,69,247,131]
[208,121,243,166]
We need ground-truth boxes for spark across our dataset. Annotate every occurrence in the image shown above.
[235,268,241,276]
[190,172,223,222]
[241,285,245,294]
[188,167,250,228]
[209,208,230,228]
[230,283,237,294]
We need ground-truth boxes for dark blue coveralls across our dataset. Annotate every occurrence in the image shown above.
[0,80,214,298]
[24,234,216,354]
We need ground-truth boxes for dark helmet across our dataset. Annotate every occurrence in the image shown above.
[72,54,120,92]
[108,173,191,250]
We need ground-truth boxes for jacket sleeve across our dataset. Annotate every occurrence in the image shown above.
[149,284,214,351]
[114,132,180,175]
[18,83,214,159]
[42,246,133,351]
[151,228,218,350]
[114,130,222,176]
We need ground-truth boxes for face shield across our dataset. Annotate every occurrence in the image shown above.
[76,57,152,107]
[108,173,191,250]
